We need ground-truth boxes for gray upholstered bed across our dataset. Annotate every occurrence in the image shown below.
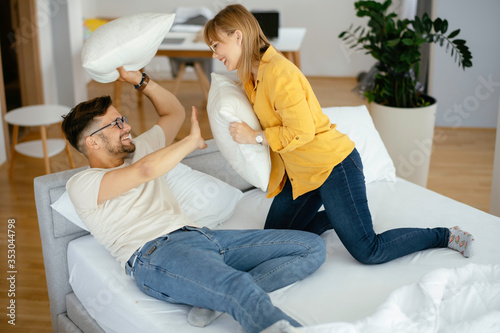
[34,138,500,333]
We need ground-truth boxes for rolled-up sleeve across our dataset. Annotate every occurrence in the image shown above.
[264,68,315,154]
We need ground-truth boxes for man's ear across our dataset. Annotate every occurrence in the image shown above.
[85,136,99,151]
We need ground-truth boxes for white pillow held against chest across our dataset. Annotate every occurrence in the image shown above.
[82,13,175,83]
[206,73,394,189]
[207,73,271,192]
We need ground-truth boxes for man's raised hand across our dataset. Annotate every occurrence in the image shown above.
[116,66,142,86]
[190,106,207,150]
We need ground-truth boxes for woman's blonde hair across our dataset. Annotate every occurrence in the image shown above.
[204,4,271,83]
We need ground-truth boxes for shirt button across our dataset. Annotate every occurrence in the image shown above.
[290,178,294,182]
[295,136,299,140]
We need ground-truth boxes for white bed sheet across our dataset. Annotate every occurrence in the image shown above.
[67,178,500,333]
[288,263,500,333]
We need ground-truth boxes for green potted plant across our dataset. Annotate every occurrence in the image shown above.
[339,0,472,187]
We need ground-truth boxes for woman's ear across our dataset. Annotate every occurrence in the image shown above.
[235,30,243,45]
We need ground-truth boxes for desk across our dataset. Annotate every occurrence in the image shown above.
[157,27,306,68]
[114,28,306,107]
[159,27,306,98]
[4,105,75,177]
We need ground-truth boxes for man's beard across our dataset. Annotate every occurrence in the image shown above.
[99,133,136,156]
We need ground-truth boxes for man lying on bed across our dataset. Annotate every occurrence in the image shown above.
[61,67,326,333]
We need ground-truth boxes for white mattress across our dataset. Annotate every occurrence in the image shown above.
[67,178,500,333]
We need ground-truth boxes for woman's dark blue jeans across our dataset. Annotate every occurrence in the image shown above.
[264,148,449,264]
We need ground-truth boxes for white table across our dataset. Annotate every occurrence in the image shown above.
[114,27,306,107]
[158,27,306,69]
[4,104,75,177]
[160,27,306,99]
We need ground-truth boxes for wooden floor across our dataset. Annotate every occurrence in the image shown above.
[0,77,495,332]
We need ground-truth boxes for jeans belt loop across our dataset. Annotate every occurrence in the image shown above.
[126,244,145,279]
[130,252,139,278]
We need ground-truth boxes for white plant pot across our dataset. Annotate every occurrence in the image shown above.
[370,99,437,187]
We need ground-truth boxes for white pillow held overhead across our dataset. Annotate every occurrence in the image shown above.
[207,73,271,191]
[82,13,175,83]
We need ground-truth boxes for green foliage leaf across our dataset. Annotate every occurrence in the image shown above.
[441,20,448,33]
[434,18,443,31]
[387,38,400,47]
[343,0,473,107]
[422,13,433,32]
[448,29,460,39]
[413,16,423,33]
[401,38,414,46]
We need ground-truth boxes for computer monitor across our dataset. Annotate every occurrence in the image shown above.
[251,11,280,39]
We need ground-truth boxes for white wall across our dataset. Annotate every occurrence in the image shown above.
[37,0,87,107]
[67,0,87,104]
[37,0,59,104]
[429,0,500,128]
[39,0,499,130]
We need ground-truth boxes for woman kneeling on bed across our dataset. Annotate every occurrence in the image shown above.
[204,4,474,264]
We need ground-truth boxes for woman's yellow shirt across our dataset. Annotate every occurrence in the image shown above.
[244,46,355,199]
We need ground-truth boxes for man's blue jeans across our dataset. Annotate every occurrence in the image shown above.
[265,148,449,264]
[125,226,326,333]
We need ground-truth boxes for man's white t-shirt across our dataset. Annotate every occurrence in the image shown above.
[67,125,195,267]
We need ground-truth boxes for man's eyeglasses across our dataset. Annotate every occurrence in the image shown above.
[89,115,128,137]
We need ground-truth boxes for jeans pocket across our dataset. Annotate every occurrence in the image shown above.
[141,283,182,304]
[348,154,364,174]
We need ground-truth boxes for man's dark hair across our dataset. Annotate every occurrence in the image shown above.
[62,95,112,153]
